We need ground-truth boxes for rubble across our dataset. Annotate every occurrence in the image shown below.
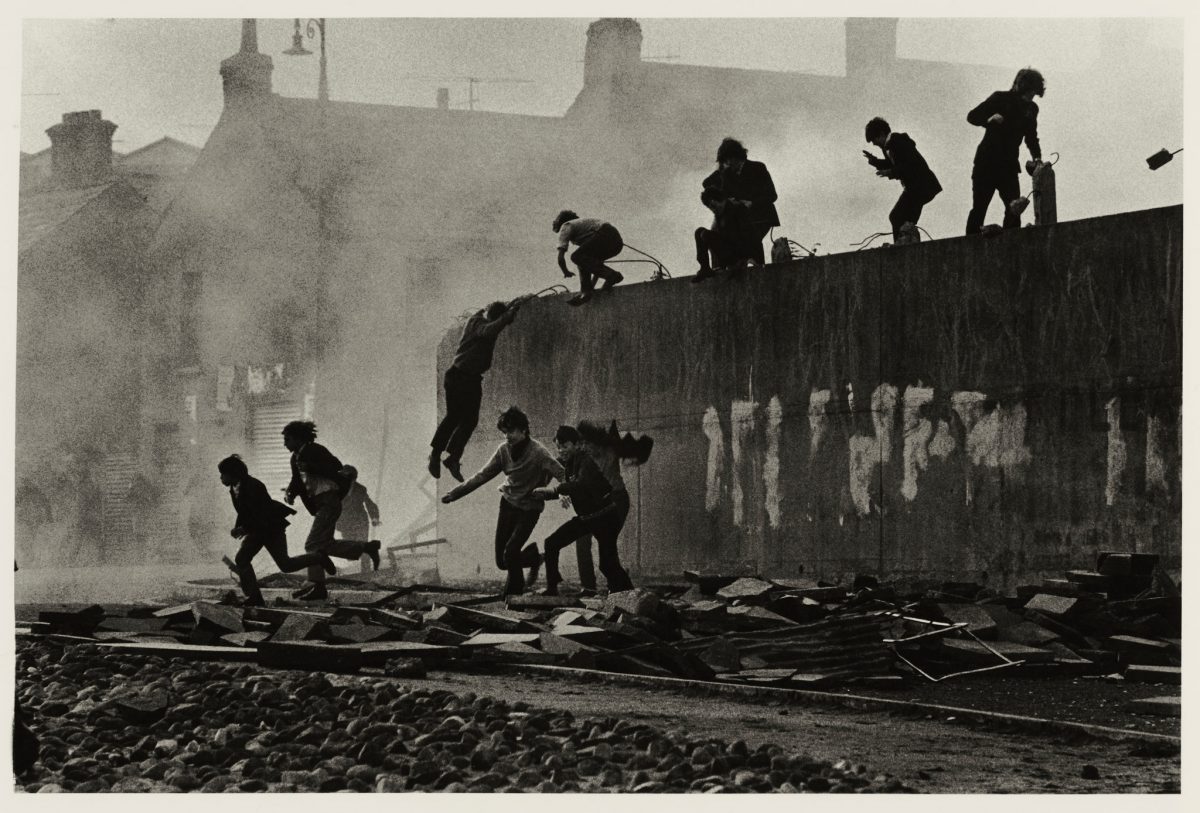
[20,552,1181,695]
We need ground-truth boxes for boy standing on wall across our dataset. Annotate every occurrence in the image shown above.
[861,117,942,244]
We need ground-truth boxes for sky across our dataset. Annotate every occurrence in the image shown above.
[17,12,1184,155]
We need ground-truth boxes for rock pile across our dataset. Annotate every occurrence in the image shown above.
[14,638,913,794]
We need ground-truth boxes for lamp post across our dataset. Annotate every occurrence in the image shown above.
[284,18,328,103]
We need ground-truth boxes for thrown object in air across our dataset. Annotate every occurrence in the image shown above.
[1146,148,1182,170]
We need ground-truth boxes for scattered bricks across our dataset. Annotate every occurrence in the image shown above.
[538,632,597,658]
[219,631,271,648]
[604,589,662,619]
[683,570,739,595]
[256,641,364,673]
[367,608,422,631]
[698,638,742,673]
[269,613,326,643]
[1123,665,1181,685]
[1106,635,1175,665]
[1125,696,1181,717]
[939,639,1054,664]
[725,605,794,629]
[1064,571,1114,592]
[1023,593,1078,617]
[716,578,776,602]
[506,594,582,610]
[461,632,542,647]
[328,625,392,644]
[936,604,998,638]
[191,602,245,635]
[997,620,1060,647]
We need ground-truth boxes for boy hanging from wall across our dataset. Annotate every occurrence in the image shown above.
[440,406,565,596]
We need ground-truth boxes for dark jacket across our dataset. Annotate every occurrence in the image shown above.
[287,441,350,513]
[702,160,780,228]
[872,132,942,203]
[967,90,1041,175]
[230,475,296,535]
[554,447,613,517]
[338,482,380,531]
[451,308,518,376]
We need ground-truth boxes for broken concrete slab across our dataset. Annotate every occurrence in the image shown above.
[603,589,661,619]
[220,631,271,647]
[1106,635,1175,664]
[765,595,827,624]
[368,608,422,631]
[1023,593,1079,617]
[1123,665,1181,685]
[698,637,741,673]
[256,641,364,672]
[683,570,739,595]
[939,639,1055,664]
[460,632,542,647]
[436,603,541,633]
[97,617,170,633]
[328,624,393,644]
[402,625,468,646]
[1064,571,1114,592]
[715,578,776,602]
[484,642,558,665]
[997,620,1060,647]
[37,605,105,634]
[937,604,998,638]
[1125,695,1180,717]
[725,605,795,629]
[269,613,326,643]
[191,602,245,634]
[538,632,598,658]
[98,641,257,662]
[505,594,583,610]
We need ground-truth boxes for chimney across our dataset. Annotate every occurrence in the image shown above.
[583,18,642,92]
[436,87,450,110]
[45,110,117,188]
[220,19,273,111]
[845,18,897,79]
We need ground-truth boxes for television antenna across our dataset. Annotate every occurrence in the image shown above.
[395,74,533,111]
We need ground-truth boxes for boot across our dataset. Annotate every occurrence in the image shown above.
[427,450,442,479]
[366,540,382,571]
[300,583,328,602]
[443,457,464,483]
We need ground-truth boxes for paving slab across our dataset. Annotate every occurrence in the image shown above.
[1125,696,1181,717]
[1124,665,1181,685]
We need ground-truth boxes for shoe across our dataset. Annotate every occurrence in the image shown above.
[240,597,265,608]
[319,553,337,575]
[600,272,624,290]
[292,584,316,599]
[692,268,714,284]
[527,550,543,587]
[366,540,382,571]
[300,584,328,602]
[427,452,441,479]
[443,457,464,483]
[539,585,559,597]
[568,292,592,306]
[579,587,598,598]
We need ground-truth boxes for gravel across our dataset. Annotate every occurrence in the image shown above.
[15,638,914,793]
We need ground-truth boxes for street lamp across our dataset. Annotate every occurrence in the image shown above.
[284,18,328,103]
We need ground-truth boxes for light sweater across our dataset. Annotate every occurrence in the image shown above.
[452,438,566,511]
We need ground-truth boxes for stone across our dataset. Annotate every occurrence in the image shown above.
[1124,664,1181,685]
[937,604,998,637]
[328,624,392,644]
[725,605,794,628]
[716,577,777,602]
[603,588,662,619]
[191,602,245,634]
[382,657,428,678]
[538,632,596,657]
[506,593,582,610]
[268,613,325,642]
[368,608,422,630]
[220,631,271,647]
[1023,593,1079,617]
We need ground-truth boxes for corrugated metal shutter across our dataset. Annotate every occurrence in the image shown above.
[101,452,137,556]
[250,401,307,496]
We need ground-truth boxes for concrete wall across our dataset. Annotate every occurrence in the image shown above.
[435,205,1181,589]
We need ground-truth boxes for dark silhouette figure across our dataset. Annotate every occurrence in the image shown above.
[862,117,942,243]
[218,454,334,607]
[694,137,779,281]
[429,295,534,483]
[337,467,382,573]
[283,421,380,601]
[553,210,625,306]
[965,68,1045,234]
